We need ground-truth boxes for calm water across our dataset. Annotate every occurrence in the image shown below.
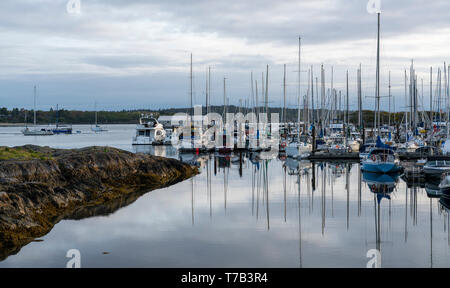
[0,125,449,268]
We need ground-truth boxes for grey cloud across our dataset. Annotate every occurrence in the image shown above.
[0,0,449,110]
[98,0,450,45]
[83,55,166,69]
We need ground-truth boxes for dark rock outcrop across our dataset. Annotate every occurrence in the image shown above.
[0,145,197,259]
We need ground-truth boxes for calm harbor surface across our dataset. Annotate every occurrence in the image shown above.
[0,125,448,268]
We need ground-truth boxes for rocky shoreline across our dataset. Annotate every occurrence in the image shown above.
[0,145,197,259]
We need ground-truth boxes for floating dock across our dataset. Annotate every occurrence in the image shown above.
[307,152,360,161]
[398,153,450,161]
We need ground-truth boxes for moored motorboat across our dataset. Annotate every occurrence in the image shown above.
[423,160,450,179]
[132,115,166,145]
[285,141,312,159]
[91,125,108,133]
[348,139,361,153]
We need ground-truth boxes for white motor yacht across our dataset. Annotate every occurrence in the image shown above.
[132,115,166,145]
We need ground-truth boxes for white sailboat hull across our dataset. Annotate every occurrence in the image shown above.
[22,128,54,136]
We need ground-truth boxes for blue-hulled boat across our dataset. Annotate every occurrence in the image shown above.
[362,148,401,173]
[362,136,401,174]
[52,124,73,135]
[361,11,402,175]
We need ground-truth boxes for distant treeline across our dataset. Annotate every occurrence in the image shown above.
[0,106,410,127]
[0,107,144,125]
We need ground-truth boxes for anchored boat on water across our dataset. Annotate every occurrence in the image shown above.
[360,11,402,174]
[91,103,108,132]
[52,124,72,135]
[22,127,53,136]
[286,139,312,159]
[22,85,54,136]
[423,160,450,178]
[362,148,401,173]
[132,115,166,145]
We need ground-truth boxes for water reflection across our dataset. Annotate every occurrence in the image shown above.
[0,147,449,267]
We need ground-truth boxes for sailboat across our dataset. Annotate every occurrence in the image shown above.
[248,76,264,152]
[286,37,312,158]
[51,104,73,134]
[22,85,54,136]
[179,54,208,153]
[91,102,108,132]
[361,11,401,174]
[215,77,234,153]
[440,64,450,155]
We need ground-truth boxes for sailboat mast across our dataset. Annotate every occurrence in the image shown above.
[376,12,381,136]
[346,70,349,128]
[439,69,442,126]
[265,65,269,116]
[56,104,59,128]
[34,85,37,128]
[307,68,310,129]
[256,80,259,121]
[251,72,255,115]
[261,72,265,113]
[223,78,226,117]
[209,67,211,115]
[205,68,209,115]
[430,67,433,128]
[358,64,362,129]
[311,66,314,125]
[445,62,448,129]
[447,65,450,134]
[190,53,193,118]
[95,102,98,126]
[283,64,287,126]
[389,71,391,128]
[331,66,334,123]
[316,77,319,125]
[321,64,325,127]
[298,37,302,139]
[405,70,408,134]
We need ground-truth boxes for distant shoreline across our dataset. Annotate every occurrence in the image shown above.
[0,123,136,127]
[0,123,26,127]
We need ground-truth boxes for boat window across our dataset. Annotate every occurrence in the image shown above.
[145,130,150,136]
[139,131,145,136]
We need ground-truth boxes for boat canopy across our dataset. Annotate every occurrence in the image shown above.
[425,160,450,168]
[376,136,394,150]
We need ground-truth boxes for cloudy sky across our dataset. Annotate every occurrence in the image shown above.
[0,0,449,111]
